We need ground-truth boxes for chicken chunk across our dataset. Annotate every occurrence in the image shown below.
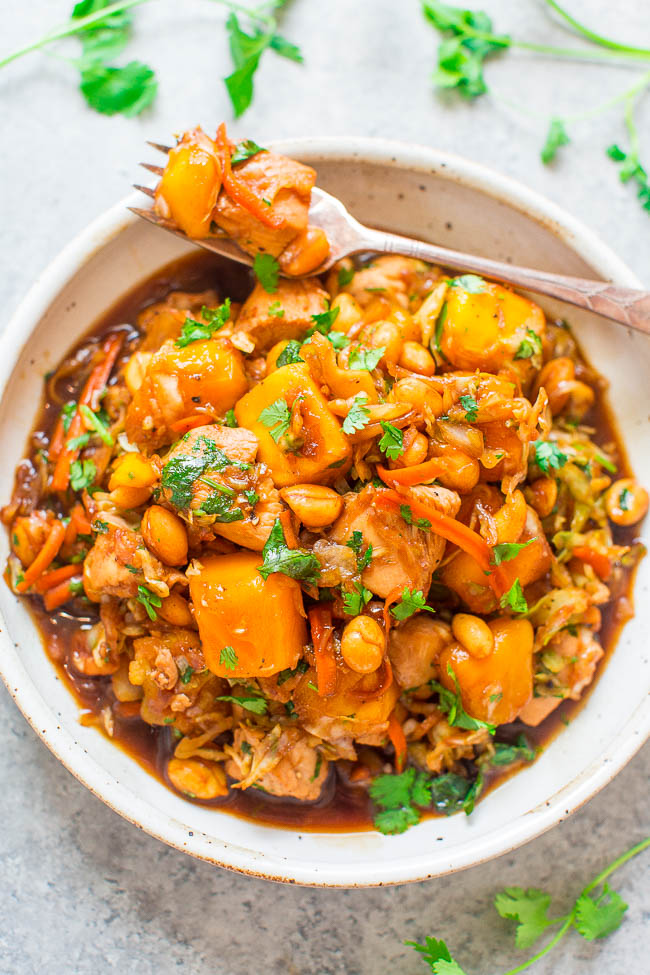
[330,485,446,599]
[82,525,183,601]
[213,151,316,258]
[389,616,452,689]
[160,424,282,551]
[225,725,328,800]
[125,338,248,451]
[345,256,425,309]
[236,278,329,352]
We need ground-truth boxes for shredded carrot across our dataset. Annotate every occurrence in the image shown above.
[572,545,612,581]
[375,488,507,597]
[387,712,407,773]
[43,575,82,611]
[50,333,124,491]
[215,123,285,230]
[308,604,337,697]
[382,584,404,638]
[279,509,299,549]
[17,521,66,592]
[35,563,80,594]
[378,459,445,487]
[63,503,93,547]
[169,414,212,434]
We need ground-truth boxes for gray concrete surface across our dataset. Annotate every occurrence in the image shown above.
[1,1,649,972]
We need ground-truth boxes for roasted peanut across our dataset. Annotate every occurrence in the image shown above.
[141,505,189,566]
[400,429,429,467]
[605,478,649,526]
[279,226,330,276]
[332,293,363,333]
[528,477,558,518]
[391,377,444,416]
[167,757,228,800]
[109,485,153,509]
[340,615,385,674]
[158,591,195,627]
[451,613,494,659]
[535,357,574,414]
[364,320,403,364]
[279,484,344,528]
[111,657,144,703]
[398,341,436,376]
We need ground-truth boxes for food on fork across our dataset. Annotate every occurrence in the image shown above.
[3,128,647,833]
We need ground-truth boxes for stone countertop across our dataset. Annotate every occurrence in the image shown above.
[0,1,648,972]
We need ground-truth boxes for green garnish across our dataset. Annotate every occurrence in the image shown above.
[338,266,355,288]
[342,582,373,616]
[276,341,304,367]
[230,139,266,165]
[253,253,280,293]
[619,486,632,511]
[217,693,268,715]
[176,299,231,347]
[161,434,249,510]
[499,577,528,614]
[448,273,486,292]
[258,398,291,443]
[267,300,285,318]
[431,664,496,734]
[219,645,238,671]
[514,328,543,360]
[277,659,309,685]
[391,587,435,621]
[309,307,340,334]
[136,584,161,621]
[224,408,238,428]
[400,505,432,530]
[179,664,194,685]
[258,518,320,584]
[348,346,384,371]
[79,404,114,445]
[346,530,373,572]
[541,117,571,164]
[369,768,432,834]
[459,394,479,422]
[61,401,77,433]
[342,394,370,435]
[490,538,536,565]
[532,440,568,474]
[69,459,96,492]
[378,421,404,460]
[490,734,536,766]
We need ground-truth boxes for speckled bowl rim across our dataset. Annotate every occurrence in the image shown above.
[0,137,647,887]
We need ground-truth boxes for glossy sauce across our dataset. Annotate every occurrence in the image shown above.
[13,253,642,832]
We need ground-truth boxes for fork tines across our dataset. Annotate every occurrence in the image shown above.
[133,184,155,199]
[140,162,164,176]
[146,140,172,155]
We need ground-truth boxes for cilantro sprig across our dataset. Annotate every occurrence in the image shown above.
[378,421,405,460]
[532,440,568,474]
[176,300,231,347]
[136,583,161,621]
[253,253,280,293]
[431,664,496,734]
[342,394,370,435]
[407,835,650,975]
[258,518,320,584]
[490,538,536,566]
[391,587,435,621]
[346,530,373,572]
[217,693,268,715]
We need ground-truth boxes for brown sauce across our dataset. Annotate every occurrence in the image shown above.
[12,252,642,832]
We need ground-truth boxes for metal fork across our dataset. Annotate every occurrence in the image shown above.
[133,145,650,336]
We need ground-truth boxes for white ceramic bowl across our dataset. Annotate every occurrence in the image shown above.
[0,139,648,887]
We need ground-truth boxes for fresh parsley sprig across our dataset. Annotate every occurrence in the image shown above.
[258,518,320,583]
[431,663,496,734]
[407,835,650,975]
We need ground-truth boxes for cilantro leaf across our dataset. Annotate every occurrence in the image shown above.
[342,582,373,616]
[448,273,486,292]
[277,340,303,367]
[219,645,238,671]
[327,331,351,350]
[79,404,114,445]
[378,421,404,460]
[400,504,432,530]
[348,345,384,371]
[224,408,238,428]
[541,117,571,164]
[391,587,435,621]
[574,884,628,940]
[253,253,280,293]
[458,394,478,422]
[607,134,650,213]
[217,693,268,715]
[619,486,632,511]
[490,734,536,766]
[423,1,510,100]
[499,578,528,613]
[223,11,302,118]
[69,459,96,492]
[61,401,77,433]
[490,538,536,565]
[268,300,285,318]
[136,584,161,621]
[258,398,291,442]
[269,34,304,62]
[72,0,133,65]
[433,301,448,360]
[406,938,468,975]
[429,772,473,815]
[431,665,496,734]
[309,307,340,334]
[338,266,355,288]
[79,61,157,117]
[258,518,320,583]
[346,530,373,571]
[369,768,432,835]
[514,327,543,360]
[494,887,554,949]
[230,139,267,165]
[533,440,568,474]
[342,394,370,435]
[176,300,231,347]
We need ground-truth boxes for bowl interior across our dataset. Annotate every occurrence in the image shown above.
[0,142,648,886]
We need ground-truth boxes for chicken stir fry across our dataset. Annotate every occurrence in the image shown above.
[3,133,647,833]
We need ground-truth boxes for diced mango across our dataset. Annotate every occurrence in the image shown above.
[155,131,222,238]
[234,363,351,487]
[441,282,545,372]
[188,551,306,678]
[438,618,534,725]
[109,453,158,490]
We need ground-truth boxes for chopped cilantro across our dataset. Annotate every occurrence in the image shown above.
[258,518,320,583]
[391,587,435,621]
[369,767,432,834]
[224,408,238,428]
[277,659,309,685]
[490,538,536,565]
[342,394,370,435]
[499,578,528,614]
[230,139,266,165]
[619,486,632,511]
[219,645,238,671]
[378,421,404,460]
[399,504,432,530]
[258,398,291,443]
[431,664,496,734]
[176,299,231,347]
[342,582,373,616]
[459,394,479,423]
[448,274,486,293]
[348,345,384,371]
[92,519,109,534]
[338,266,355,288]
[309,306,340,334]
[136,584,161,621]
[69,459,96,492]
[217,694,268,715]
[514,327,543,360]
[61,401,77,433]
[533,440,568,474]
[346,530,373,571]
[253,253,279,293]
[179,664,194,685]
[268,300,285,318]
[276,340,304,367]
[490,734,536,766]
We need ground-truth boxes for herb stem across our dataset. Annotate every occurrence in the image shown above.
[0,0,151,70]
[207,0,276,27]
[541,0,650,59]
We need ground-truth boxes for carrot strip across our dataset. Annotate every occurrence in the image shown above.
[572,545,612,581]
[17,521,66,592]
[50,333,124,490]
[279,509,299,550]
[377,459,445,487]
[308,604,337,697]
[169,414,212,434]
[63,503,93,548]
[375,488,507,597]
[35,563,79,594]
[43,575,82,611]
[382,584,404,639]
[215,123,285,230]
[387,712,407,773]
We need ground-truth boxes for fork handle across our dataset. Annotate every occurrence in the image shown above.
[359,227,650,336]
